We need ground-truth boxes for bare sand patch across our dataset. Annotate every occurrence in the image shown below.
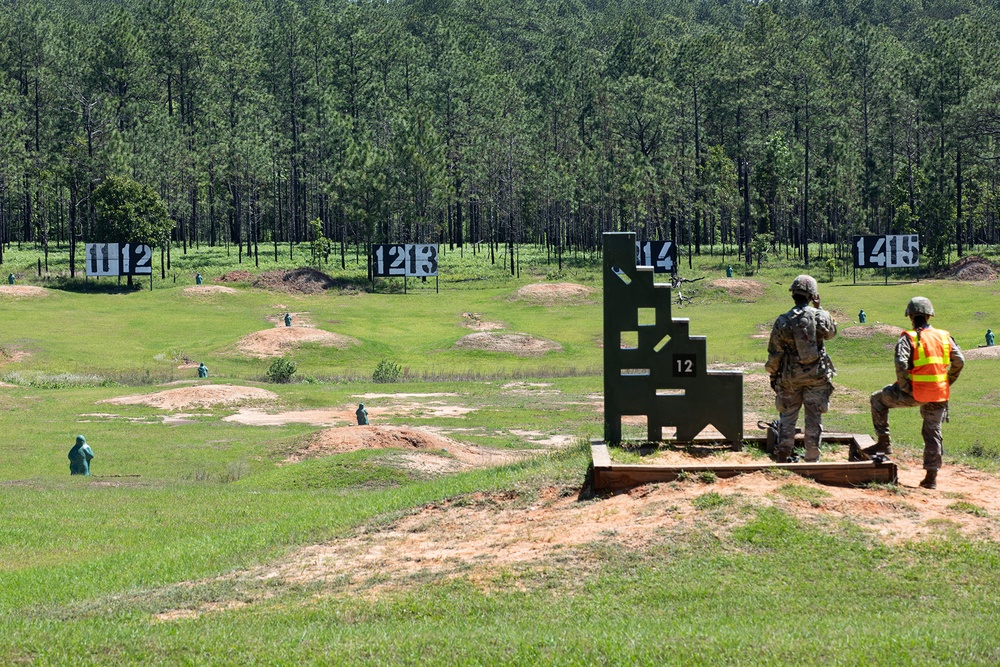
[839,324,904,339]
[461,312,505,330]
[514,283,595,303]
[508,430,579,447]
[285,425,525,469]
[964,346,1000,360]
[711,278,766,301]
[183,285,238,295]
[454,332,561,356]
[0,285,48,297]
[236,327,359,358]
[224,408,347,427]
[102,384,278,410]
[0,348,31,364]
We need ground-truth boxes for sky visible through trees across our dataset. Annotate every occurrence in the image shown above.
[1,0,999,274]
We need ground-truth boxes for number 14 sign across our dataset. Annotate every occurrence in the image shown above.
[85,243,153,276]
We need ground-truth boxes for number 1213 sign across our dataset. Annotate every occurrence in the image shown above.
[372,244,438,277]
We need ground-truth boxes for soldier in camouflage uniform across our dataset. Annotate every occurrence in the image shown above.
[870,297,963,489]
[765,275,838,463]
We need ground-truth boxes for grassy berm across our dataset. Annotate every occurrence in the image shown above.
[2,243,1000,665]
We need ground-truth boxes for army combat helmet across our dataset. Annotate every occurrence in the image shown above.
[904,296,934,318]
[789,274,819,300]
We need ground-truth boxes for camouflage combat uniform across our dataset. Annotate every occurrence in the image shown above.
[870,327,963,471]
[765,304,837,461]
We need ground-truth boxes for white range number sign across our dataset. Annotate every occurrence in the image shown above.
[372,244,438,277]
[85,243,153,277]
[635,240,676,273]
[853,234,919,269]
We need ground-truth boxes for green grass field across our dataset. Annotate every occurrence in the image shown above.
[2,242,999,665]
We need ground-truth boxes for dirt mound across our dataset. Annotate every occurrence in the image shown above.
[0,285,48,297]
[964,346,1000,360]
[461,313,504,331]
[236,327,359,358]
[153,458,1000,617]
[454,332,562,356]
[938,255,1000,281]
[102,384,277,410]
[514,283,594,302]
[286,425,525,468]
[220,267,354,294]
[839,324,904,339]
[711,278,766,301]
[183,285,238,295]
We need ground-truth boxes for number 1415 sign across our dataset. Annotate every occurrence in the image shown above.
[853,234,919,269]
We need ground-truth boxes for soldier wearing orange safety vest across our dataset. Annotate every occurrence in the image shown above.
[869,297,964,489]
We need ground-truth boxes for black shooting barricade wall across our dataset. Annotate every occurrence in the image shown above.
[602,232,743,445]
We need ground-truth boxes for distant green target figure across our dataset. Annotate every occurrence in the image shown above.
[725,265,733,278]
[356,403,369,425]
[6,273,14,285]
[284,313,292,327]
[859,309,866,324]
[68,435,94,476]
[195,273,203,285]
[987,329,995,347]
[198,362,208,378]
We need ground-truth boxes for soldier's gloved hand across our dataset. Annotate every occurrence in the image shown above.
[812,297,821,308]
[770,375,779,391]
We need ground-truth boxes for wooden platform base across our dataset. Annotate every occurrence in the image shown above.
[590,434,897,493]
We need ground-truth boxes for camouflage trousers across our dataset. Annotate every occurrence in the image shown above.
[870,384,945,471]
[775,380,833,461]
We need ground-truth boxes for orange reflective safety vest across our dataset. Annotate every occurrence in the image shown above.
[903,327,951,403]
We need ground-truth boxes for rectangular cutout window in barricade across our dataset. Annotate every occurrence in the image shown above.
[603,232,743,444]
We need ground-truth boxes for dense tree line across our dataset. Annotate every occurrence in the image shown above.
[2,0,1000,276]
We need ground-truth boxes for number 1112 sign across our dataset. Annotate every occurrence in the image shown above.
[85,243,153,277]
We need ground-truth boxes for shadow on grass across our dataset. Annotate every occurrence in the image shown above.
[45,277,148,294]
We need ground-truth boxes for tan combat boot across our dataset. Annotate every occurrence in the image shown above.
[919,469,938,489]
